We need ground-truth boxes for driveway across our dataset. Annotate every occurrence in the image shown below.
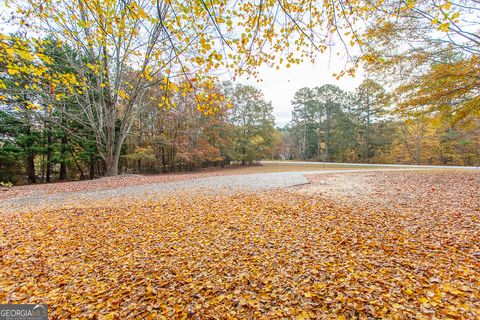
[0,169,412,213]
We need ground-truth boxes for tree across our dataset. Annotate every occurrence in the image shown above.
[2,0,477,179]
[370,112,480,166]
[361,0,479,73]
[1,0,382,175]
[395,55,480,125]
[361,0,479,125]
[357,0,479,165]
[0,109,41,183]
[313,84,348,161]
[0,36,47,183]
[123,80,233,173]
[291,88,316,160]
[355,80,388,162]
[289,85,363,162]
[227,84,276,164]
[9,0,450,175]
[0,37,103,183]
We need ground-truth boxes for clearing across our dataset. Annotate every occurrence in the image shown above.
[0,164,479,319]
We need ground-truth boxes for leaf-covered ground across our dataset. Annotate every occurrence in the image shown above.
[1,171,479,319]
[301,170,480,214]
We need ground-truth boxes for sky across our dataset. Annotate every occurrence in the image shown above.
[237,53,365,127]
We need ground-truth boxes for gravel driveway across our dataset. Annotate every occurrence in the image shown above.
[0,169,415,213]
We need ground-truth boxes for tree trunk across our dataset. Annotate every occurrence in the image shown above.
[59,160,67,181]
[103,126,125,176]
[97,161,103,177]
[41,154,45,182]
[89,157,95,180]
[24,118,36,183]
[105,157,119,176]
[161,146,167,173]
[59,117,68,181]
[317,106,322,159]
[46,128,53,183]
[325,108,330,162]
[70,150,85,180]
[303,107,307,160]
[26,153,36,183]
[364,95,371,162]
[59,165,67,180]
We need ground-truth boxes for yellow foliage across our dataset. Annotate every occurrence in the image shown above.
[1,179,479,318]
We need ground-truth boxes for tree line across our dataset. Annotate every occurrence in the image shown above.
[0,40,276,184]
[1,0,478,184]
[280,80,480,165]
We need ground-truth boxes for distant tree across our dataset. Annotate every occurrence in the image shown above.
[291,88,317,160]
[313,84,348,161]
[125,81,232,173]
[355,80,388,162]
[227,84,276,164]
[288,85,362,162]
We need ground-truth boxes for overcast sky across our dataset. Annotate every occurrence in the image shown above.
[237,53,365,127]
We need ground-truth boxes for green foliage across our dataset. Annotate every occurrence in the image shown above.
[288,84,362,162]
[225,83,276,164]
[0,41,279,184]
[0,39,104,183]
